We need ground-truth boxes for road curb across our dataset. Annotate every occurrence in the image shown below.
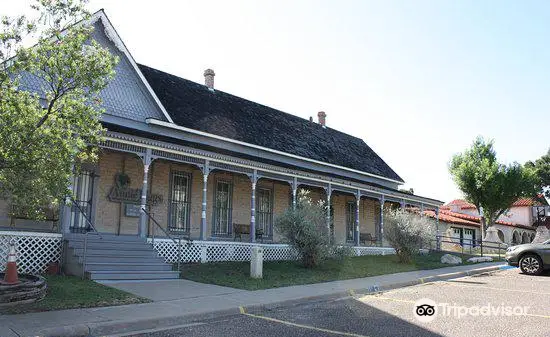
[31,307,242,337]
[30,263,510,337]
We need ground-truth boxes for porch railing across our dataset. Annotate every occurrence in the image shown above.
[70,198,102,278]
[142,207,191,273]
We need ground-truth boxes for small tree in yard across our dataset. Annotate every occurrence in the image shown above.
[275,190,331,268]
[526,149,550,199]
[384,209,434,263]
[0,0,118,217]
[449,137,538,239]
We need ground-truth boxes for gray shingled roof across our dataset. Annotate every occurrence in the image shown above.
[139,64,404,183]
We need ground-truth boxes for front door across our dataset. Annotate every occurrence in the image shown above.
[169,171,190,233]
[256,188,273,239]
[213,181,232,236]
[70,170,94,232]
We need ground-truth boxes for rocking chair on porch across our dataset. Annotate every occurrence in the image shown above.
[233,223,264,242]
[360,232,378,246]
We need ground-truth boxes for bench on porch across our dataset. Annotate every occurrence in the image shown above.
[7,205,59,232]
[233,223,264,242]
[359,232,378,246]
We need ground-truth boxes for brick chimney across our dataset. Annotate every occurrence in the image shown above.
[317,111,326,126]
[204,69,215,89]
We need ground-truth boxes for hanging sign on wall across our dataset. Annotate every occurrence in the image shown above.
[108,172,163,206]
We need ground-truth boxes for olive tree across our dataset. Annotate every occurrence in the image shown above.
[384,208,434,263]
[275,190,332,268]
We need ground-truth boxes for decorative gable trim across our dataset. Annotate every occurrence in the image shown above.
[90,10,174,123]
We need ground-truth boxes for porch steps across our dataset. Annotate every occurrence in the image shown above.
[87,270,180,280]
[64,234,179,281]
[73,248,161,258]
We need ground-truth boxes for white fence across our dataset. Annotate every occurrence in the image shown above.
[0,231,395,275]
[149,238,395,263]
[0,231,62,274]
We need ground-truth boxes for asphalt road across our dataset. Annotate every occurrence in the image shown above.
[120,268,550,337]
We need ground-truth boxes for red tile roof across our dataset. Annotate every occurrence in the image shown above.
[444,197,547,210]
[422,210,479,227]
[512,197,543,207]
[421,209,533,230]
[443,199,476,209]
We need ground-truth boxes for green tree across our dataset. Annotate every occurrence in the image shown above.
[0,0,118,217]
[449,137,537,238]
[526,149,550,199]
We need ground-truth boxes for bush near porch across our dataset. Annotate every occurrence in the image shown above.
[180,251,481,290]
[0,275,150,315]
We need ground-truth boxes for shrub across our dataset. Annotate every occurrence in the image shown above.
[384,208,434,263]
[275,190,332,268]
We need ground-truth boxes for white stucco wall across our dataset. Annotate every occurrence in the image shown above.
[500,207,532,227]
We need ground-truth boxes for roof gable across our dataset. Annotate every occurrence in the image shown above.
[16,10,173,124]
[138,64,404,183]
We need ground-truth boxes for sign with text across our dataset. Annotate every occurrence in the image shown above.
[108,172,163,206]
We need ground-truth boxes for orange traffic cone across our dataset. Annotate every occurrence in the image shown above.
[3,242,19,285]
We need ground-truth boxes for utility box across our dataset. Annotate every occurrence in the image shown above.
[250,246,263,279]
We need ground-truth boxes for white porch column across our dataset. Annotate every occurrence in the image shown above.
[139,149,152,238]
[250,170,258,243]
[200,163,209,240]
[326,184,332,240]
[379,195,385,243]
[355,191,361,246]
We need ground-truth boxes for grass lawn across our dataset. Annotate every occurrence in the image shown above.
[0,275,150,315]
[181,252,487,290]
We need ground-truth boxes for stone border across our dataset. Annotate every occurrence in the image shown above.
[0,274,47,307]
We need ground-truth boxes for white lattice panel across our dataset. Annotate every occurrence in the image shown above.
[0,231,62,274]
[353,247,396,256]
[148,239,392,263]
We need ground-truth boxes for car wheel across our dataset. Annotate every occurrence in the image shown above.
[519,254,543,275]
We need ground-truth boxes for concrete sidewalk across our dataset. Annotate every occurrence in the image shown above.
[0,262,507,337]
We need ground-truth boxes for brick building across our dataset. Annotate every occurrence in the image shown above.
[0,11,443,279]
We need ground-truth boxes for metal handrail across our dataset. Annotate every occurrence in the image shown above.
[434,234,508,260]
[70,198,102,238]
[142,207,191,273]
[70,198,102,278]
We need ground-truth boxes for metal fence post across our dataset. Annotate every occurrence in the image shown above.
[480,240,483,257]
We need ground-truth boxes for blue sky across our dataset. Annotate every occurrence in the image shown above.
[2,1,549,201]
